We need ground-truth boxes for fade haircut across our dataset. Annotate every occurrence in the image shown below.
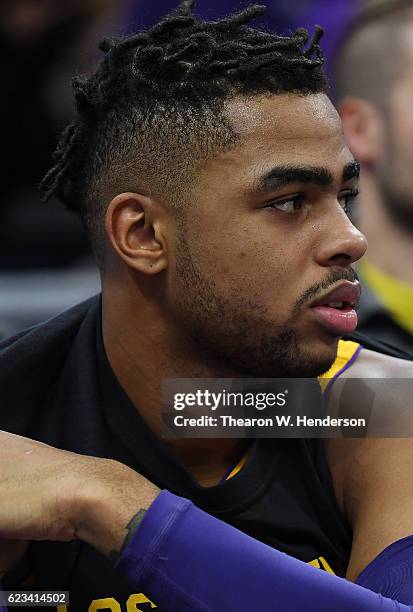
[334,0,413,109]
[41,0,328,265]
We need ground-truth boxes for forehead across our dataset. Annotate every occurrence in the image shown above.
[211,93,350,178]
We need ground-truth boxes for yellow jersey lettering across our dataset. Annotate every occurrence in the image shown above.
[57,557,333,612]
[88,597,122,611]
[318,557,335,574]
[127,593,157,610]
[59,593,157,612]
[308,557,335,575]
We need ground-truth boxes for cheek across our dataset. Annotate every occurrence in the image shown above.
[198,222,310,309]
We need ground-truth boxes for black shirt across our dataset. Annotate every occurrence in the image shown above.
[0,296,409,611]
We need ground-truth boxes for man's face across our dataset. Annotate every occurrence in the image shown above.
[380,38,413,233]
[169,93,366,377]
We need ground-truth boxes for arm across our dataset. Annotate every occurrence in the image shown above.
[0,431,159,559]
[111,489,413,611]
[0,430,159,612]
[325,349,413,580]
[1,430,413,612]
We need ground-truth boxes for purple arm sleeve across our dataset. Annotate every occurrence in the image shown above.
[0,589,6,612]
[115,490,413,612]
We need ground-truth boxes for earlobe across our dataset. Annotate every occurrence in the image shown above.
[338,97,384,167]
[105,192,168,274]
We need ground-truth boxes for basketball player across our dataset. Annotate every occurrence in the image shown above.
[1,2,413,610]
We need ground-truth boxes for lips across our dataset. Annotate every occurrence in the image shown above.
[310,282,361,309]
[309,282,361,336]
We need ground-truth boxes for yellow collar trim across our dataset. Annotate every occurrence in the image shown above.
[227,339,362,480]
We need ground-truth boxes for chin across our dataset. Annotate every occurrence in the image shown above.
[305,337,340,377]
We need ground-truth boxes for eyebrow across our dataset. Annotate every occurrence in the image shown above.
[256,160,360,193]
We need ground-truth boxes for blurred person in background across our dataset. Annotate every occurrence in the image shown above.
[335,0,413,355]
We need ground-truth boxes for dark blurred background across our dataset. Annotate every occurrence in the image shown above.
[3,0,412,355]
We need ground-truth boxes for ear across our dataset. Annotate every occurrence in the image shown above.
[338,96,385,167]
[105,192,168,274]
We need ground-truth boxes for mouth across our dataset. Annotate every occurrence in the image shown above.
[309,281,361,336]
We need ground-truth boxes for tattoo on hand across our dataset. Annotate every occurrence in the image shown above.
[109,508,147,562]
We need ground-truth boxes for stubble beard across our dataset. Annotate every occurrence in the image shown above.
[172,235,334,379]
[379,176,413,236]
[379,122,413,235]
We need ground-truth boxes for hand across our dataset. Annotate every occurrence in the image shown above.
[0,431,160,558]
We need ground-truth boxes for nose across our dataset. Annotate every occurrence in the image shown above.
[315,209,367,268]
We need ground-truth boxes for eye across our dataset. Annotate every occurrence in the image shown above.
[265,195,304,214]
[338,188,359,214]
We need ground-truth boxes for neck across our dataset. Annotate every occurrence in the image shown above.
[358,173,413,284]
[101,282,248,484]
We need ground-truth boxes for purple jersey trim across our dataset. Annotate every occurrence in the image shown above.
[356,535,413,604]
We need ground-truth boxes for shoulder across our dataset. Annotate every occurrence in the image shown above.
[325,342,413,518]
[339,346,413,378]
[0,296,100,434]
[0,296,99,359]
